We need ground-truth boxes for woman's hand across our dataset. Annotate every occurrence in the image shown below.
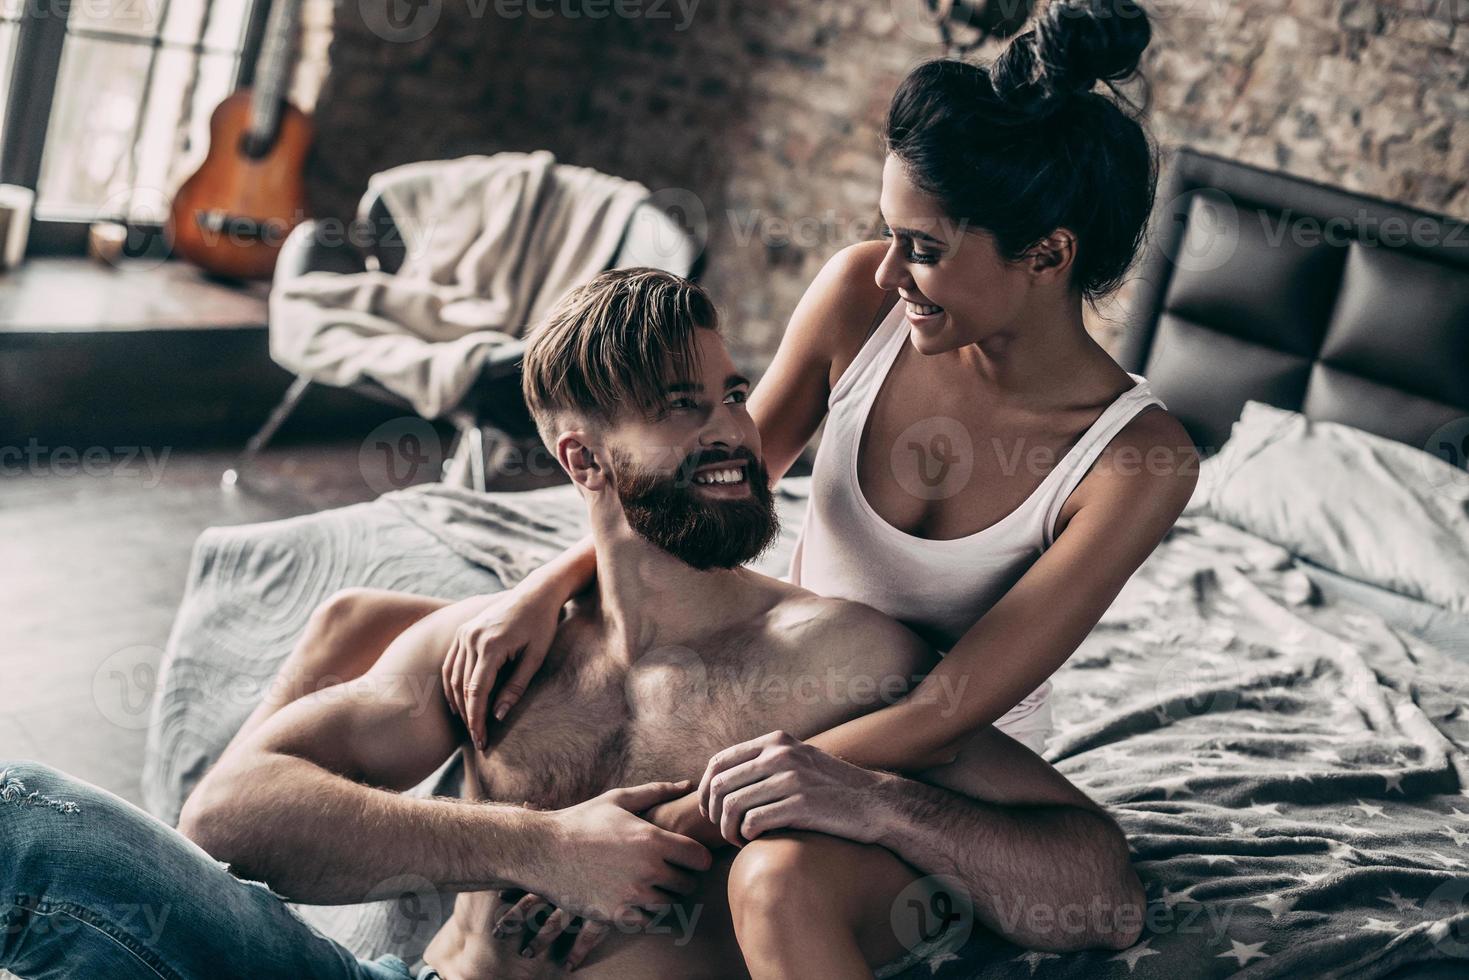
[698,730,889,847]
[441,583,563,750]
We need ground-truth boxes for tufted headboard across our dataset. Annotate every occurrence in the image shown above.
[1116,147,1469,460]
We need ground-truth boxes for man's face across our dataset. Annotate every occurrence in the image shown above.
[606,329,778,571]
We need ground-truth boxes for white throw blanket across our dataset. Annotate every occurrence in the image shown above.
[269,151,649,418]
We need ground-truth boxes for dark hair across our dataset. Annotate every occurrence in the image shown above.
[884,0,1158,303]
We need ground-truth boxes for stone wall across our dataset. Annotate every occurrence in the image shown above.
[288,0,1469,364]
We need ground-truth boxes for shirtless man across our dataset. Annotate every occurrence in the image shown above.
[0,269,1140,980]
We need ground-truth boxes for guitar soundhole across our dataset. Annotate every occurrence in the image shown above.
[237,130,272,160]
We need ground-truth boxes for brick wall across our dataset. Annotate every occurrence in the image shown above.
[288,0,1469,364]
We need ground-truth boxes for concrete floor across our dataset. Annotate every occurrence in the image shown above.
[0,431,568,980]
[0,438,563,809]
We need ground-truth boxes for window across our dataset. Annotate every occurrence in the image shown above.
[0,0,271,248]
[0,2,21,129]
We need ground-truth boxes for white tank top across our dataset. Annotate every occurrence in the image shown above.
[787,298,1168,732]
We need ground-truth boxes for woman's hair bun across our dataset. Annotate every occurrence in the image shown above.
[991,0,1151,114]
[882,3,1160,304]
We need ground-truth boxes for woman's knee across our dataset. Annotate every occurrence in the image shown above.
[727,832,861,923]
[728,833,935,972]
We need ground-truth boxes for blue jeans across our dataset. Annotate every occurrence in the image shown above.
[0,760,441,980]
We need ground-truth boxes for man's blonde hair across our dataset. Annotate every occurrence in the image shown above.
[522,267,719,449]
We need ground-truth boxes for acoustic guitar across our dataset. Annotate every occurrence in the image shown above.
[168,0,311,280]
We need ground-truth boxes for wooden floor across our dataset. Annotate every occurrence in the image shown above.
[0,439,561,809]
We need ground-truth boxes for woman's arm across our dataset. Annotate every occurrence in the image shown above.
[748,241,890,485]
[807,409,1200,771]
[443,533,598,747]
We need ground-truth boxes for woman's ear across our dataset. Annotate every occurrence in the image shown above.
[558,433,608,491]
[1024,229,1077,283]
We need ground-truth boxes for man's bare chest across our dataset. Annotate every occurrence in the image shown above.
[465,633,822,809]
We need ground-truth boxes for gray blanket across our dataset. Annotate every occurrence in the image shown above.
[141,479,1469,978]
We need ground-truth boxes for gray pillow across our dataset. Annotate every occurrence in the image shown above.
[1186,400,1469,614]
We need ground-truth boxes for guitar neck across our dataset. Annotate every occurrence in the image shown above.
[246,0,305,146]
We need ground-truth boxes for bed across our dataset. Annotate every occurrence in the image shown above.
[142,148,1469,978]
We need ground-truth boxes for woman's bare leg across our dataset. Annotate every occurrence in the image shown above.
[228,587,450,748]
[728,831,952,979]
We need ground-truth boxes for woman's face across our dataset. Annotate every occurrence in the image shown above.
[874,153,1037,355]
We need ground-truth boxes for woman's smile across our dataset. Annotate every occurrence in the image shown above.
[902,295,947,328]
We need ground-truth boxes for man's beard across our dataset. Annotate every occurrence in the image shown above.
[613,447,780,571]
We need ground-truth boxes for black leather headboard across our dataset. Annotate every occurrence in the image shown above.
[1117,147,1469,460]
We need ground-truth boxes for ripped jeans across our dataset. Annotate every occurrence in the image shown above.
[0,761,439,980]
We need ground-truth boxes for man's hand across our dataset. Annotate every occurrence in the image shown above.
[644,790,726,848]
[698,730,887,847]
[493,780,713,970]
[540,780,713,923]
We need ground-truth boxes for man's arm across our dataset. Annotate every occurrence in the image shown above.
[180,594,712,917]
[177,594,550,903]
[869,726,1145,951]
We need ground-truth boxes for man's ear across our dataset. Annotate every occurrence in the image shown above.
[557,432,609,492]
[1023,228,1077,284]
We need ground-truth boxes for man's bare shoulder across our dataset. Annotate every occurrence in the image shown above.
[755,579,938,680]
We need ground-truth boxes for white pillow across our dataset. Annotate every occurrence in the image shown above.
[1187,400,1469,614]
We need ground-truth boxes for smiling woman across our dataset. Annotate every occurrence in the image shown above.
[776,0,1179,754]
[871,31,1157,374]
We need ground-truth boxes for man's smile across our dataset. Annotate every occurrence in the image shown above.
[691,459,751,494]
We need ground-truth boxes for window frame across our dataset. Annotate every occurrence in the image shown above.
[0,0,274,255]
